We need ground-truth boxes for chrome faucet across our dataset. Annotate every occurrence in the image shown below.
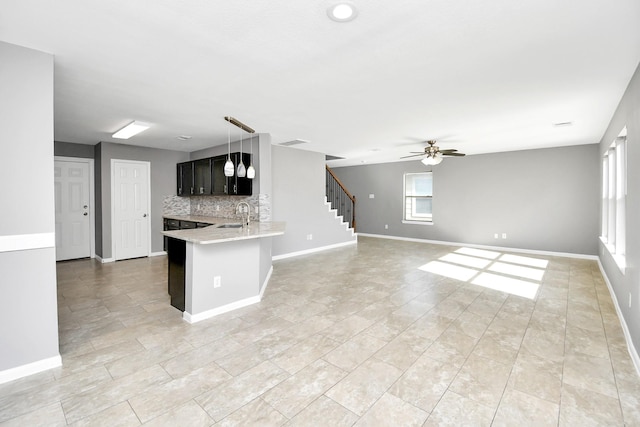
[236,201,251,226]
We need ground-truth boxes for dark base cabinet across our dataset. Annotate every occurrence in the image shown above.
[167,237,186,312]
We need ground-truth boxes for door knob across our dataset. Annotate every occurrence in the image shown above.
[83,212,88,216]
[143,214,148,217]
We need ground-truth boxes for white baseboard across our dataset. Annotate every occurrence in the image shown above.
[183,295,261,324]
[0,355,62,384]
[596,259,640,377]
[272,239,358,261]
[149,251,167,257]
[95,255,115,263]
[356,233,598,260]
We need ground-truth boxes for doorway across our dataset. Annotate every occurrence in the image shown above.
[111,159,151,261]
[54,157,95,261]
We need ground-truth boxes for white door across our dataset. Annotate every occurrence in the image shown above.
[112,160,150,260]
[54,159,92,261]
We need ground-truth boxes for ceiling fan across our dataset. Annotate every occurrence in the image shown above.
[401,140,465,165]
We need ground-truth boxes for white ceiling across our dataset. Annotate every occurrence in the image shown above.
[1,0,639,166]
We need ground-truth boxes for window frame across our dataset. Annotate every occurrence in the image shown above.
[403,172,433,224]
[600,128,626,272]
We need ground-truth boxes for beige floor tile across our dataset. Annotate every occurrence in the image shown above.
[142,400,213,427]
[323,333,387,371]
[508,348,562,403]
[129,362,231,423]
[271,333,340,374]
[559,382,624,426]
[285,395,358,426]
[216,397,287,427]
[563,351,617,398]
[0,402,66,427]
[354,393,428,426]
[195,360,288,421]
[61,365,171,424]
[70,401,141,426]
[492,387,559,427]
[388,354,460,412]
[448,353,512,410]
[423,390,494,427]
[325,358,403,416]
[262,359,347,418]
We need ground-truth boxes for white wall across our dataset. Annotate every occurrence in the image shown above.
[0,41,60,380]
[271,145,355,257]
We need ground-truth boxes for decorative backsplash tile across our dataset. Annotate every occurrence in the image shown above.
[164,194,271,222]
[163,195,191,215]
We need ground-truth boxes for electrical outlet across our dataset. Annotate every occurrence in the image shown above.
[502,233,507,239]
[369,194,375,199]
[216,205,220,211]
[385,224,388,229]
[214,276,221,288]
[254,206,259,213]
[494,233,499,239]
[306,234,313,240]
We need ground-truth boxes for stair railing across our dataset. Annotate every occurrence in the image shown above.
[325,165,356,231]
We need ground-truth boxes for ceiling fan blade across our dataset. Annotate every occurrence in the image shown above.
[442,152,466,156]
[400,154,426,159]
[439,149,458,153]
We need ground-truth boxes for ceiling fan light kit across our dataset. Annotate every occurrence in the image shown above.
[402,139,465,166]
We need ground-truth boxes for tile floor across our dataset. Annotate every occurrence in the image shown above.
[1,236,639,426]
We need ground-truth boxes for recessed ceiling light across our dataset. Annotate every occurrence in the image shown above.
[328,3,358,22]
[176,135,192,141]
[112,121,150,139]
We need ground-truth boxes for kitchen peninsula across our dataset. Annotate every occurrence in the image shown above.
[162,215,285,323]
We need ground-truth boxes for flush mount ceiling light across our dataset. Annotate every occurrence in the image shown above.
[327,3,358,22]
[112,121,150,139]
[176,135,192,141]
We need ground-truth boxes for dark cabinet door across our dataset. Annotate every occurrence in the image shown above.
[227,153,253,195]
[167,237,186,312]
[193,158,212,195]
[212,155,228,195]
[177,162,194,196]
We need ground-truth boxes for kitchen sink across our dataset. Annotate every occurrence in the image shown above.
[217,223,243,229]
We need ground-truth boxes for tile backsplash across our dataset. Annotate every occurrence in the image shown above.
[163,194,271,222]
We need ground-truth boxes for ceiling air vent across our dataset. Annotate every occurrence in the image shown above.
[279,139,310,147]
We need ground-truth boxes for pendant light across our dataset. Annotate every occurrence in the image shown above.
[224,116,234,177]
[237,127,247,178]
[247,133,256,179]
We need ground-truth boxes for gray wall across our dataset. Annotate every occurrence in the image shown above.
[598,62,640,355]
[96,142,189,258]
[0,42,59,372]
[54,141,95,159]
[333,144,599,255]
[271,145,355,256]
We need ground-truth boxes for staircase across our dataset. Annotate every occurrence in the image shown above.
[326,165,356,231]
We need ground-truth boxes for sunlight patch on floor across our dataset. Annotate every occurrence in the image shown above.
[472,272,540,299]
[419,247,548,300]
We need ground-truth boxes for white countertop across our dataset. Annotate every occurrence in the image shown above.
[162,217,285,244]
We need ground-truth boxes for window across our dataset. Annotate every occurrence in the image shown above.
[404,172,432,223]
[601,127,626,271]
